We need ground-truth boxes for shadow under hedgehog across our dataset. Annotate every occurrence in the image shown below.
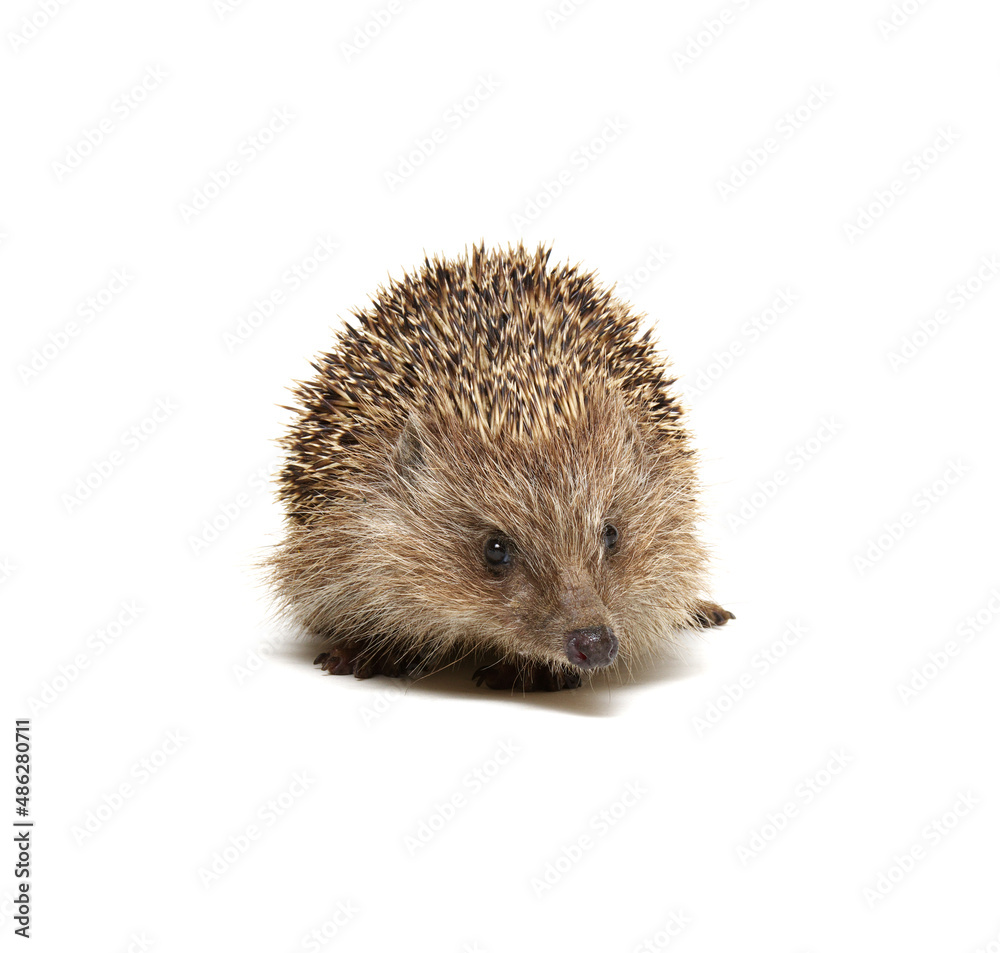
[266,243,733,692]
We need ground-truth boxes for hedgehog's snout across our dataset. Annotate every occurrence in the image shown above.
[565,625,618,669]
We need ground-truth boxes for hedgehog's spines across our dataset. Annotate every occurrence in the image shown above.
[276,243,687,517]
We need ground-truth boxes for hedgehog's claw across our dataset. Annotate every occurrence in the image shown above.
[314,640,423,680]
[313,649,355,676]
[690,601,736,628]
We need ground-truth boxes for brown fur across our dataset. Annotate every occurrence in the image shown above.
[266,243,731,690]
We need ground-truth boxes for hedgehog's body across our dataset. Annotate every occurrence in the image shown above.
[268,244,731,691]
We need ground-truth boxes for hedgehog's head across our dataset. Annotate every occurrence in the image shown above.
[322,387,707,680]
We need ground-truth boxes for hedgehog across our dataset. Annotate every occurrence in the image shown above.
[266,243,732,692]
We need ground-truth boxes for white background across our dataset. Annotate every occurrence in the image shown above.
[3,0,1000,950]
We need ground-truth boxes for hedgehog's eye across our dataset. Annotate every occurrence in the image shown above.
[484,536,511,568]
[603,524,620,551]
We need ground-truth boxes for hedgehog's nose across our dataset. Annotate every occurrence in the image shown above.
[565,626,618,669]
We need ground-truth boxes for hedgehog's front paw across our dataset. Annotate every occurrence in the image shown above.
[314,646,358,676]
[314,639,420,679]
[690,600,736,628]
[473,660,582,692]
[527,665,583,692]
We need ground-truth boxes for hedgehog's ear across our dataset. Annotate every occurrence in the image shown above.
[392,414,427,481]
